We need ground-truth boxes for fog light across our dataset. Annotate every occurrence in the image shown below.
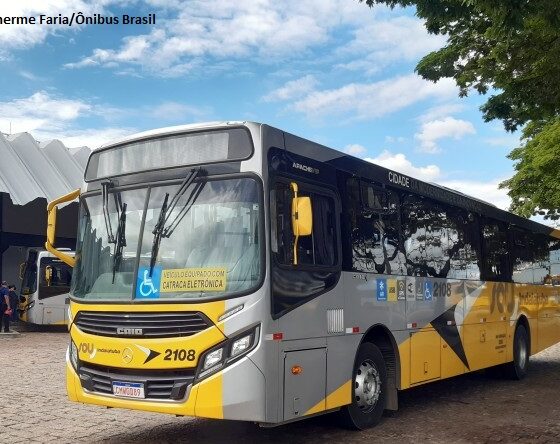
[203,348,223,371]
[231,334,252,358]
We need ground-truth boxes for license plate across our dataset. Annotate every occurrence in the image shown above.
[112,381,145,399]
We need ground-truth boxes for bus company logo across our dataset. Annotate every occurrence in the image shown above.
[79,342,96,359]
[116,327,143,336]
[292,162,319,175]
[79,342,94,355]
[122,348,134,364]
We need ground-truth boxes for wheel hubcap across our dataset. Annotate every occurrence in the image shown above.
[354,360,381,412]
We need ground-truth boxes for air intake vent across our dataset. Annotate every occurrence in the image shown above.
[79,363,195,401]
[327,308,344,334]
[74,311,211,338]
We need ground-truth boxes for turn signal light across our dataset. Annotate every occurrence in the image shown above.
[291,365,303,375]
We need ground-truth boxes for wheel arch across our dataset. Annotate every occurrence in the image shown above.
[360,323,400,410]
[516,314,531,355]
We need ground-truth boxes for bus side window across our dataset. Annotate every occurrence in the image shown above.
[511,229,534,283]
[347,178,405,275]
[273,182,337,267]
[482,219,510,281]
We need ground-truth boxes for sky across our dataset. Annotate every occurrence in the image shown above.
[0,0,527,217]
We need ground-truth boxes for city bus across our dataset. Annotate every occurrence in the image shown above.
[18,248,74,326]
[46,121,560,429]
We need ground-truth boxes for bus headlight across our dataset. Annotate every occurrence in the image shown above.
[202,348,224,371]
[231,334,252,358]
[196,324,260,382]
[69,340,78,370]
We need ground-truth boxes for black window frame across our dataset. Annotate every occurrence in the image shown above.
[270,176,342,273]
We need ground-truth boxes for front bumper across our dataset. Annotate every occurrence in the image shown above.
[66,347,266,421]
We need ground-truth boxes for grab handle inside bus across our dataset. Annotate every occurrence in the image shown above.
[46,189,81,267]
[290,182,313,265]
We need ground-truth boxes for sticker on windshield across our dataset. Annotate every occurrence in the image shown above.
[160,268,227,292]
[136,266,162,299]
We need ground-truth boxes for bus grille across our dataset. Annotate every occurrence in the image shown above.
[74,311,211,338]
[78,363,195,401]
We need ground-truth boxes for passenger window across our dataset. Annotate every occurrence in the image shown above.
[273,182,337,267]
[348,179,406,275]
[482,220,510,281]
[511,229,534,283]
[401,194,482,279]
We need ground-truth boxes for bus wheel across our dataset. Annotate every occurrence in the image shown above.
[340,342,387,430]
[505,324,529,380]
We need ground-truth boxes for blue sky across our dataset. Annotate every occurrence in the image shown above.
[0,0,523,212]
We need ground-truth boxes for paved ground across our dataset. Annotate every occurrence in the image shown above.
[2,329,560,444]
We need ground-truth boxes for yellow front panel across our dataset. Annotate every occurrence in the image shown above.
[70,300,226,370]
[195,372,223,419]
[68,300,227,417]
[410,330,441,385]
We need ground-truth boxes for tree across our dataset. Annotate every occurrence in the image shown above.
[501,118,560,219]
[361,0,560,218]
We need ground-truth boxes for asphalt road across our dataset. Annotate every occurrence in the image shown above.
[2,330,560,443]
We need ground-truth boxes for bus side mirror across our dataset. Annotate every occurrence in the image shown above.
[290,181,313,265]
[292,196,313,236]
[45,189,80,268]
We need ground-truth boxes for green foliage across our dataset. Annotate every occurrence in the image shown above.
[361,0,560,131]
[500,118,560,220]
[361,0,560,219]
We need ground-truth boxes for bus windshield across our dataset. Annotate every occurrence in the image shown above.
[71,177,261,301]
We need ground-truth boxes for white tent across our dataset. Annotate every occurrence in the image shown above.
[0,132,89,205]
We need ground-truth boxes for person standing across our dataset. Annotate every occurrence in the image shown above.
[8,285,18,323]
[0,281,10,333]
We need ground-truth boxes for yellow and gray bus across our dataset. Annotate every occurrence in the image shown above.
[18,248,73,326]
[47,121,560,429]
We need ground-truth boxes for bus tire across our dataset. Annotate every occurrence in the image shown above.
[504,324,529,380]
[339,342,387,430]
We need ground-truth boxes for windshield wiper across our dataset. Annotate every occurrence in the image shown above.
[112,200,127,284]
[101,181,116,243]
[101,181,127,283]
[149,168,206,276]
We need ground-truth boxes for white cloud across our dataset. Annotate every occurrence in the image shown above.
[365,150,440,182]
[415,116,476,153]
[336,16,445,75]
[62,1,444,78]
[291,74,457,121]
[149,102,211,122]
[344,143,367,156]
[263,75,318,102]
[66,0,370,76]
[385,136,406,143]
[417,103,465,122]
[0,90,134,148]
[0,91,91,135]
[440,179,511,211]
[364,150,512,210]
[0,1,115,57]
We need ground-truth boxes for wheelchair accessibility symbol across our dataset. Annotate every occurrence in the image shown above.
[136,266,161,299]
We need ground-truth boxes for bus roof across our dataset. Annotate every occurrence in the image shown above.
[91,121,560,239]
[96,121,254,152]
